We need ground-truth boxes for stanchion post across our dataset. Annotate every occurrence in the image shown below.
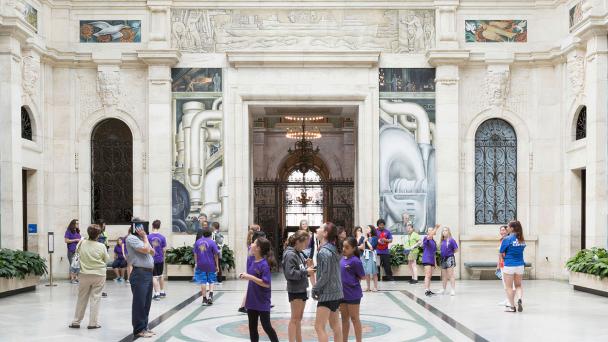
[45,232,57,287]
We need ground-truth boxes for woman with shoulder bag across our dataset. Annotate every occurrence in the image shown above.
[69,225,110,329]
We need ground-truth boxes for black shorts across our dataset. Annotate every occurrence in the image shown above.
[153,262,164,276]
[317,300,341,312]
[288,292,308,302]
[112,259,127,269]
[341,298,361,305]
[422,263,435,267]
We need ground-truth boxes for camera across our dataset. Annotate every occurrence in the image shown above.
[130,218,149,235]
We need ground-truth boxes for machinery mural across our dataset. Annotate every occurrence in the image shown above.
[379,68,436,235]
[171,69,224,233]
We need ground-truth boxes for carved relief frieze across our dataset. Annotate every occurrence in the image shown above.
[171,8,435,53]
[97,69,121,107]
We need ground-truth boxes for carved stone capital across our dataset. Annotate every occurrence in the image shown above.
[435,77,459,86]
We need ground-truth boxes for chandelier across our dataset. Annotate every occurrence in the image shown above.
[286,116,322,175]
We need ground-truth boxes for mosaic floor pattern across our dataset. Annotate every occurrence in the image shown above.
[155,291,455,342]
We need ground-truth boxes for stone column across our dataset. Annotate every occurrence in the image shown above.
[584,34,608,248]
[434,65,461,238]
[0,34,24,249]
[139,51,180,240]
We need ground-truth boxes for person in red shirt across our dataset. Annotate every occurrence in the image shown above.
[376,219,394,281]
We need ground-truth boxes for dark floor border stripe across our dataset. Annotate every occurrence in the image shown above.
[119,291,203,342]
[399,289,490,342]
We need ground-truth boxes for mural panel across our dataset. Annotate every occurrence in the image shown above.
[171,69,224,233]
[171,9,435,53]
[569,2,584,29]
[22,3,38,31]
[465,20,527,43]
[172,68,222,92]
[379,69,436,236]
[80,20,141,43]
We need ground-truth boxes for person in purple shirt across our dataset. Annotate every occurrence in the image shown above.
[112,237,128,282]
[340,237,365,342]
[376,219,394,281]
[422,227,438,296]
[239,236,278,342]
[64,219,81,284]
[439,227,459,296]
[193,227,219,306]
[148,220,167,300]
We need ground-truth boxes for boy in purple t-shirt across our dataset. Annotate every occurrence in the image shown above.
[148,220,167,300]
[194,227,219,305]
[112,237,128,281]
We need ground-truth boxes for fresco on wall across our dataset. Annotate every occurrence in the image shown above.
[569,2,584,29]
[171,68,222,92]
[22,3,38,31]
[171,69,224,233]
[379,68,436,235]
[80,20,141,43]
[465,20,527,43]
[379,68,436,93]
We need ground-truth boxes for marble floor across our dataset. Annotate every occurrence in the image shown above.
[1,276,607,342]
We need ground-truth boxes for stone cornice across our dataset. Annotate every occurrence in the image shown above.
[426,49,470,66]
[227,51,380,68]
[137,49,182,66]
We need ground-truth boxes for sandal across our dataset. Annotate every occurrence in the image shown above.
[87,325,101,329]
[146,330,157,335]
[136,331,154,338]
[68,324,80,329]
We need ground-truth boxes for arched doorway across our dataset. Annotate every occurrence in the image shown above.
[91,118,133,224]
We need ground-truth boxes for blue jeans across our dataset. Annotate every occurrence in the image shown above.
[130,267,153,334]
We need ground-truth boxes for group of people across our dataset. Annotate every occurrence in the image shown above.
[63,213,528,340]
[65,219,168,338]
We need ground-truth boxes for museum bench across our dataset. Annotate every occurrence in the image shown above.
[464,261,533,280]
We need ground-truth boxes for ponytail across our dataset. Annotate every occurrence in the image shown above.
[344,236,360,257]
[286,230,310,248]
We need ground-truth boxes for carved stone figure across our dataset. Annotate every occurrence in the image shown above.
[97,70,121,107]
[21,54,40,98]
[485,69,510,108]
[568,54,584,97]
[397,10,435,53]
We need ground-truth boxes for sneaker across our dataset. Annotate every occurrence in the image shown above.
[159,292,166,298]
[436,289,444,295]
[153,295,161,301]
[424,290,434,296]
[238,307,247,314]
[450,290,455,296]
[202,297,208,306]
[101,292,107,298]
[517,299,523,312]
[498,299,509,306]
[126,280,130,284]
[114,278,119,282]
[207,297,213,305]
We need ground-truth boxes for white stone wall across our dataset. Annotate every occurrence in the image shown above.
[0,0,606,280]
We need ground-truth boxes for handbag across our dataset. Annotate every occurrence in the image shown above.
[495,268,503,280]
[70,240,83,272]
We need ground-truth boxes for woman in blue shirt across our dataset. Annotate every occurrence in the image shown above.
[499,220,526,313]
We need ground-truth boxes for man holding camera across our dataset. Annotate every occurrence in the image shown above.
[125,219,156,338]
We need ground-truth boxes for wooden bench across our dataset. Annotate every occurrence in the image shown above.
[464,261,533,280]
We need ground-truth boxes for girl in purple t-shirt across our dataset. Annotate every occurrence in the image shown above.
[422,227,438,296]
[439,227,459,296]
[239,237,279,342]
[340,237,365,342]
